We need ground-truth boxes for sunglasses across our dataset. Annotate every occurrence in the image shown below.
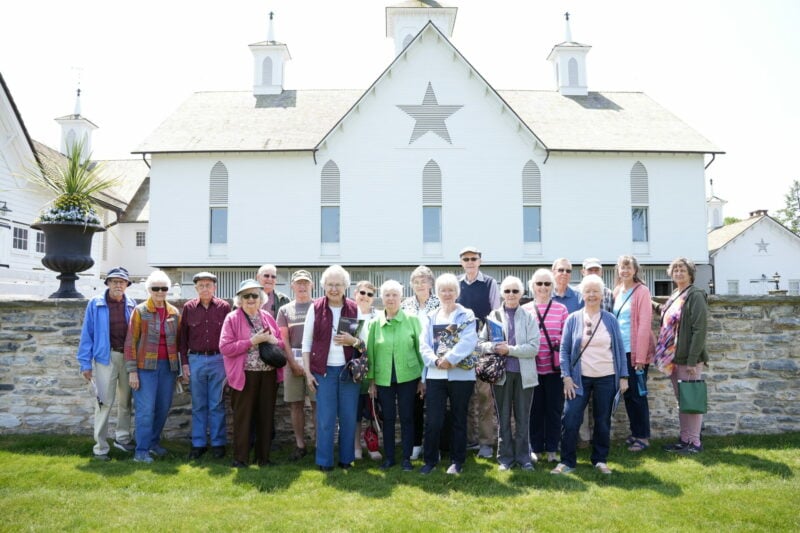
[241,293,260,300]
[358,290,374,297]
[150,287,169,292]
[503,289,520,294]
[556,268,572,274]
[261,274,277,279]
[534,281,552,287]
[461,257,480,262]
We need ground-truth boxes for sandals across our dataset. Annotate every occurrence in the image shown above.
[627,438,650,452]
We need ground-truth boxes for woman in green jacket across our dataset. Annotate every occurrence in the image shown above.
[367,280,424,471]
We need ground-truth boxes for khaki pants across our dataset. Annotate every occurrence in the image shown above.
[92,351,132,455]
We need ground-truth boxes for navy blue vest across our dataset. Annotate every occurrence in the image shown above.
[457,274,494,327]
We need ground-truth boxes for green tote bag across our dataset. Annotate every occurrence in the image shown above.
[678,379,708,414]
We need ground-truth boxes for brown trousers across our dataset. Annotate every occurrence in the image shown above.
[231,370,277,465]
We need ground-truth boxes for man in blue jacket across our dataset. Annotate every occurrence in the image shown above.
[77,267,137,460]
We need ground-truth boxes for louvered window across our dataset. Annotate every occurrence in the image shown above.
[210,161,228,244]
[423,160,441,243]
[522,160,542,242]
[568,58,579,87]
[630,161,649,242]
[262,57,273,86]
[321,160,340,243]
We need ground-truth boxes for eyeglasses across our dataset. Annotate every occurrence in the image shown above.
[261,274,277,279]
[461,257,479,262]
[556,268,572,274]
[241,293,260,300]
[503,289,520,294]
[358,290,374,297]
[150,286,169,292]
[534,281,552,287]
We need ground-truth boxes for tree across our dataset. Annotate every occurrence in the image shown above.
[723,216,741,225]
[776,179,800,234]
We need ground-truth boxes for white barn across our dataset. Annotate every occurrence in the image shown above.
[135,2,722,298]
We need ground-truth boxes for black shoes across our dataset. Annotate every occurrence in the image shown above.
[289,446,308,461]
[211,446,226,459]
[663,440,689,452]
[231,460,248,468]
[188,447,207,460]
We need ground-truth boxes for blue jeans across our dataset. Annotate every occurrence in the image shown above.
[133,360,176,454]
[314,365,360,468]
[623,353,651,439]
[560,374,615,468]
[530,372,564,454]
[189,353,227,447]
[377,378,418,462]
[424,379,474,467]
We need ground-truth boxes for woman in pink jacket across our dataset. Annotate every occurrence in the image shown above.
[612,256,656,452]
[220,279,285,468]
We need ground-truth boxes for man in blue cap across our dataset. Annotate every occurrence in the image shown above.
[77,267,137,460]
[179,271,231,460]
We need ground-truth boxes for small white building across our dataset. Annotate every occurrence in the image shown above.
[135,3,723,298]
[708,210,800,295]
[0,73,149,297]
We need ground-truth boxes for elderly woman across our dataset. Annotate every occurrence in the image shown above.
[656,257,709,455]
[302,265,362,471]
[401,265,440,460]
[353,280,382,461]
[219,279,285,468]
[367,280,424,471]
[613,255,656,452]
[551,274,628,475]
[125,270,181,464]
[419,273,478,475]
[479,276,539,471]
[523,268,569,464]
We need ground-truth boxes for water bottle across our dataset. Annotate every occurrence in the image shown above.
[636,368,648,396]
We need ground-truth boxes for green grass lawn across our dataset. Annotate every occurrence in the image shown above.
[1,432,798,532]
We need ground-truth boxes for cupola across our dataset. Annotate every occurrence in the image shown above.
[386,1,457,56]
[249,11,292,96]
[546,12,591,96]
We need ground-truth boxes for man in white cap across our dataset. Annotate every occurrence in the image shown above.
[581,258,614,312]
[178,271,231,460]
[456,246,500,459]
[276,269,317,460]
[77,267,137,460]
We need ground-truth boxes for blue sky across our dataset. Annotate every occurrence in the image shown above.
[3,0,798,219]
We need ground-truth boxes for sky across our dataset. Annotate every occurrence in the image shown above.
[2,0,798,219]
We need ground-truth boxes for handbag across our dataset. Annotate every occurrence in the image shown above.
[678,379,707,414]
[241,309,287,368]
[339,319,369,383]
[475,352,506,384]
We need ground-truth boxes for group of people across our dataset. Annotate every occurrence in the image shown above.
[77,249,708,475]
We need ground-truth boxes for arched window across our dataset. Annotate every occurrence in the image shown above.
[321,160,340,244]
[209,161,228,244]
[422,160,442,243]
[522,160,542,242]
[568,57,579,87]
[630,161,649,242]
[262,57,273,86]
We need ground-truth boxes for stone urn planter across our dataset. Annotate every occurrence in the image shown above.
[31,221,105,298]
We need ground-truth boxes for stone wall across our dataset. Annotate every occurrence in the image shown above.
[1,296,798,444]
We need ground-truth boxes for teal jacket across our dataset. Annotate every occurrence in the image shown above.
[366,309,423,386]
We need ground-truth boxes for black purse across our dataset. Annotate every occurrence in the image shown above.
[242,309,286,368]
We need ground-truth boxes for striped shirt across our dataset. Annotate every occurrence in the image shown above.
[523,300,569,374]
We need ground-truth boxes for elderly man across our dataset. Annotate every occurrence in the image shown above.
[178,272,231,460]
[551,258,584,313]
[456,246,501,460]
[77,267,137,461]
[276,269,317,460]
[581,258,615,312]
[258,264,290,318]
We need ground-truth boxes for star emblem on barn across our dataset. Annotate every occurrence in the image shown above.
[755,238,769,253]
[397,82,463,144]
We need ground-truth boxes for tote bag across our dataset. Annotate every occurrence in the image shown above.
[678,379,707,414]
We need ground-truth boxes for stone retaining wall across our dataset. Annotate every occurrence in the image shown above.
[1,296,798,444]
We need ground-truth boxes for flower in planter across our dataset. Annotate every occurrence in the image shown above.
[22,139,119,226]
